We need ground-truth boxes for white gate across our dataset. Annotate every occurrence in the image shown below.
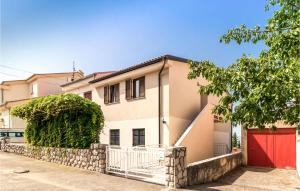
[106,146,166,184]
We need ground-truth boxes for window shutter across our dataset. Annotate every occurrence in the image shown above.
[115,84,120,102]
[140,76,145,97]
[84,91,92,100]
[104,86,109,104]
[126,79,132,100]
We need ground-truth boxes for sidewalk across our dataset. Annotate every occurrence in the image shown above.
[0,152,163,191]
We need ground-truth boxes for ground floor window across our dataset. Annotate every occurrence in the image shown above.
[110,129,120,145]
[132,129,145,146]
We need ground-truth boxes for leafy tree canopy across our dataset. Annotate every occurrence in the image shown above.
[12,94,104,148]
[188,0,300,129]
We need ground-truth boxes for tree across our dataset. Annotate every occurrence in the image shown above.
[237,139,241,148]
[188,0,300,129]
[11,94,104,148]
[232,132,238,148]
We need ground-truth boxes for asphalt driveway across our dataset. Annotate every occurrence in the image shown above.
[1,152,299,191]
[182,167,300,191]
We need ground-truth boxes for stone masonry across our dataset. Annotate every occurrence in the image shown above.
[0,139,107,173]
[165,146,187,189]
[186,152,242,186]
[0,139,242,188]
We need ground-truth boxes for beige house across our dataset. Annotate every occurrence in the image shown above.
[61,71,114,99]
[62,55,231,163]
[0,71,83,132]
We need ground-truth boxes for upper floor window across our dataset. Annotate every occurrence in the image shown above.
[126,76,145,100]
[30,83,38,97]
[84,91,92,100]
[30,85,34,95]
[104,84,120,104]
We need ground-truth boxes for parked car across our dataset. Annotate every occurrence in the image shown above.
[0,129,24,143]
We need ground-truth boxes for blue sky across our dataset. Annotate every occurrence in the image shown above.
[0,0,274,138]
[1,0,273,82]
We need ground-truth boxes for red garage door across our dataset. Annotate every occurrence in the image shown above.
[247,128,296,169]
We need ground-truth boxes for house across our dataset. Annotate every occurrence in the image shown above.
[61,71,114,100]
[241,122,299,171]
[62,55,231,163]
[0,71,83,141]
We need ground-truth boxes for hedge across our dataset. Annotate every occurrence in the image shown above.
[11,94,104,148]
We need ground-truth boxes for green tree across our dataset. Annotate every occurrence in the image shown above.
[11,94,104,148]
[188,0,300,129]
[237,139,241,148]
[232,132,238,148]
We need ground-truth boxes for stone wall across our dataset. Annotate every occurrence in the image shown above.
[0,140,107,173]
[187,152,242,186]
[0,139,242,188]
[165,146,187,188]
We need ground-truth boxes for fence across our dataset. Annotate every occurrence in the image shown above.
[214,143,230,156]
[106,146,166,184]
[1,139,242,189]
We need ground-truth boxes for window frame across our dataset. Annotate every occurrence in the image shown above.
[110,129,120,146]
[83,91,92,100]
[126,76,145,101]
[15,132,24,137]
[30,84,34,95]
[132,128,145,146]
[104,83,120,104]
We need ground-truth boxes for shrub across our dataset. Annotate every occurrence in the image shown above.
[11,94,104,148]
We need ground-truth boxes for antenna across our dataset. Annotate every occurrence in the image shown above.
[71,61,75,81]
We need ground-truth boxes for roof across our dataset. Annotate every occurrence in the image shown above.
[1,71,84,85]
[61,71,114,87]
[0,98,31,110]
[89,55,188,84]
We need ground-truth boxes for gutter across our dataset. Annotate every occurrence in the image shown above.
[158,57,167,146]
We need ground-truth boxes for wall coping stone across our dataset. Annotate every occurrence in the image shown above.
[187,152,241,167]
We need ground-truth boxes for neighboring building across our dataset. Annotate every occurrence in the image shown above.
[61,71,114,100]
[0,71,84,136]
[62,55,231,163]
[241,122,298,170]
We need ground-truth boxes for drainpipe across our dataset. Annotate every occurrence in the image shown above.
[158,57,167,146]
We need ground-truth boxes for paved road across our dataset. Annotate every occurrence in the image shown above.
[1,152,299,191]
[0,152,164,191]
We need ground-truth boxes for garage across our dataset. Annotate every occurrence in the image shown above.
[247,128,296,169]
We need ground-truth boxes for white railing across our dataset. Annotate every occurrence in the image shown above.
[214,143,230,156]
[106,146,166,184]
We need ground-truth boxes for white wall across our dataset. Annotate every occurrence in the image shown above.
[1,110,10,128]
[91,64,170,147]
[214,122,231,147]
[2,83,29,102]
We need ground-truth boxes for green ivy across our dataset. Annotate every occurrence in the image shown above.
[11,94,104,148]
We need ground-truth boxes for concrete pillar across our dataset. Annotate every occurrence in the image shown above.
[241,128,247,165]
